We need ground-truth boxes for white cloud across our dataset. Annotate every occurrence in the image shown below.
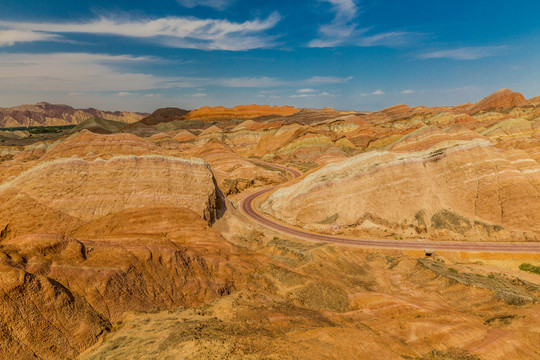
[290,91,332,98]
[359,89,385,96]
[0,12,281,51]
[177,0,233,10]
[401,89,415,94]
[297,88,317,93]
[117,92,132,96]
[418,46,506,60]
[0,30,58,47]
[192,93,207,97]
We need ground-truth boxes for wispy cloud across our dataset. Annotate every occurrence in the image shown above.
[0,53,169,93]
[0,30,58,46]
[297,88,317,93]
[290,90,333,98]
[359,89,385,96]
[401,89,415,94]
[215,76,285,88]
[356,31,424,47]
[213,75,353,88]
[0,12,281,50]
[177,0,233,10]
[306,75,353,84]
[308,0,422,48]
[418,46,507,60]
[192,92,207,97]
[290,94,314,98]
[439,86,481,93]
[309,0,361,47]
[0,52,354,97]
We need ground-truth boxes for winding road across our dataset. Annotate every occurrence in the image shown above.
[241,160,540,253]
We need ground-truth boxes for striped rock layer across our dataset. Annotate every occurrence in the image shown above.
[262,127,540,241]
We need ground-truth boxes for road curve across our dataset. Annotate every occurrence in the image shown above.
[243,161,540,253]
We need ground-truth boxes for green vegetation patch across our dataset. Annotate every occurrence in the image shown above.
[414,210,427,227]
[0,125,75,133]
[430,209,472,234]
[251,162,287,176]
[292,281,349,312]
[519,263,540,275]
[474,220,503,235]
[484,314,518,326]
[418,258,538,305]
[318,213,339,225]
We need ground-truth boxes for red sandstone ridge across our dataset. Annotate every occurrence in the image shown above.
[185,105,300,121]
[468,88,530,113]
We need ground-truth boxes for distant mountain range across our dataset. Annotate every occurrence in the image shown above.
[0,102,148,128]
[1,89,537,129]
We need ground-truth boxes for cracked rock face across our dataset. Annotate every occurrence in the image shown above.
[0,208,261,359]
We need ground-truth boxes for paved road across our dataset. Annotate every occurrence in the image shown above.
[242,161,540,253]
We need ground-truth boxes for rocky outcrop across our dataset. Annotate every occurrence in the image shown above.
[0,102,147,128]
[0,246,110,359]
[0,207,261,359]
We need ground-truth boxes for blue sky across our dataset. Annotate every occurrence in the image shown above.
[0,0,539,112]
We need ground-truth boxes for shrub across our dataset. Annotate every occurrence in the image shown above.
[519,263,540,275]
